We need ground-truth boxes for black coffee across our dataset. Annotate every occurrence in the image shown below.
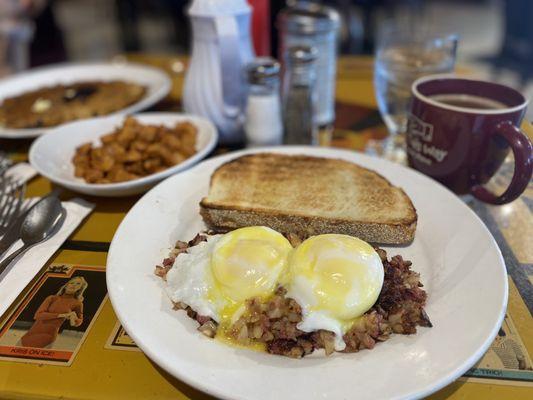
[430,94,507,110]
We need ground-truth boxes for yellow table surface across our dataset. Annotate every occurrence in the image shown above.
[0,55,532,400]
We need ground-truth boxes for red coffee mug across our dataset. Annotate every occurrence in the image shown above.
[407,75,532,205]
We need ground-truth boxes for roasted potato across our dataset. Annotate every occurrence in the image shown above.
[72,116,197,184]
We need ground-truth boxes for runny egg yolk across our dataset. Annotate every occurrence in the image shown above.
[287,234,384,350]
[208,226,293,325]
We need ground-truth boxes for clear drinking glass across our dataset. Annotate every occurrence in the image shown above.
[371,21,458,162]
[0,0,33,77]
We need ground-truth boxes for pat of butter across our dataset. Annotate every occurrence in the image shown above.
[31,98,52,113]
[65,88,76,97]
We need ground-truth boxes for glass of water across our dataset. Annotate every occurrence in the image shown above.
[0,1,33,77]
[372,21,458,162]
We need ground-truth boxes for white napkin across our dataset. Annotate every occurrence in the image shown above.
[5,162,38,184]
[0,198,95,318]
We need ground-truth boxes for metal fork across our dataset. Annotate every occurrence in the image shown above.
[0,152,13,176]
[0,177,26,236]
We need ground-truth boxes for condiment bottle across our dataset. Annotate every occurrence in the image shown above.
[282,45,318,145]
[244,57,283,146]
[277,2,340,145]
[182,0,255,145]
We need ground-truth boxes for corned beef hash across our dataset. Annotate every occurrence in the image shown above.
[155,226,431,358]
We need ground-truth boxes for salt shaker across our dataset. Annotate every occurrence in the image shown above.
[282,46,318,145]
[244,58,283,146]
[278,3,339,144]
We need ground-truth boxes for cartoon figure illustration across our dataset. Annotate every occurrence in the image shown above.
[20,277,87,348]
[492,328,530,370]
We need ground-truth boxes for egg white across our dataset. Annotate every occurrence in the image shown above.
[165,235,222,322]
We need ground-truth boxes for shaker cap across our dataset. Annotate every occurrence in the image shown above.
[277,2,340,34]
[246,57,280,84]
[287,46,318,64]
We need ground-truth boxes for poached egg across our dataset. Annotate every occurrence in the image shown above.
[286,234,384,351]
[165,226,292,328]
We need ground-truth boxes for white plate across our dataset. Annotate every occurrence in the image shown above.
[0,62,171,138]
[29,113,218,197]
[107,146,508,400]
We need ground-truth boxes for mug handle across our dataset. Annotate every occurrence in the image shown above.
[471,121,533,205]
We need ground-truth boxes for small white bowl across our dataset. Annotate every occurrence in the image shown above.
[29,113,218,197]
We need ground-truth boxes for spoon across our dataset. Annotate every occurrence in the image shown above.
[0,195,65,276]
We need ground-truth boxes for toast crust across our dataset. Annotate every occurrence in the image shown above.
[200,153,417,244]
[200,206,416,245]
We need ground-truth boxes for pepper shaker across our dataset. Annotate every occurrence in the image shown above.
[282,45,318,145]
[278,3,340,145]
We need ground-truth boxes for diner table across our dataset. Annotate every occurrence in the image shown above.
[0,55,531,399]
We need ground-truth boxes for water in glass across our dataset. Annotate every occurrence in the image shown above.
[375,45,455,136]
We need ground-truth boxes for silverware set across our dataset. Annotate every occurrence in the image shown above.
[0,152,65,276]
[0,176,25,235]
[0,151,13,176]
[0,195,65,275]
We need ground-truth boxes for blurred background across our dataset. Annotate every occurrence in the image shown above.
[2,0,531,118]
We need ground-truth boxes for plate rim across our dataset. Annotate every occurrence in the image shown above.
[0,61,172,139]
[107,146,508,400]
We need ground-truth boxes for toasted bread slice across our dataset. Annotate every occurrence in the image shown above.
[199,153,417,244]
